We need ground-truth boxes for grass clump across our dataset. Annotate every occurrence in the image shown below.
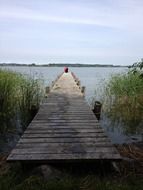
[0,69,44,134]
[103,71,143,134]
[18,76,44,130]
[0,70,21,133]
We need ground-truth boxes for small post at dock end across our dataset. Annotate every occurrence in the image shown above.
[45,86,50,97]
[92,101,102,120]
[81,86,85,95]
[51,81,55,88]
[76,80,81,86]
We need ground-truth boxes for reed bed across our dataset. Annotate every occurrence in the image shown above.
[102,72,143,134]
[0,69,44,134]
[116,143,143,162]
[116,143,143,176]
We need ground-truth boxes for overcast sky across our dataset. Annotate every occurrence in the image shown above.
[0,0,143,65]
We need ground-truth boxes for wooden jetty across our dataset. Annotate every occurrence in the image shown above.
[7,72,121,162]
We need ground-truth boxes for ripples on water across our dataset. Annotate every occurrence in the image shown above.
[1,66,142,144]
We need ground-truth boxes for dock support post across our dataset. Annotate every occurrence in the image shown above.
[77,80,81,86]
[45,86,50,94]
[81,86,85,94]
[92,101,102,120]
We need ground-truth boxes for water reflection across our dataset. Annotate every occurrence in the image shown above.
[99,109,143,144]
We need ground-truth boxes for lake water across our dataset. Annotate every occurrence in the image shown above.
[1,66,127,102]
[1,66,142,144]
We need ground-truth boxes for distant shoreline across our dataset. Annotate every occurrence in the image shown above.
[0,63,128,68]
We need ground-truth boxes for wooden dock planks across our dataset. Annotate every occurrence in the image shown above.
[7,72,121,162]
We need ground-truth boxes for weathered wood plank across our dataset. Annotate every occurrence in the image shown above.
[11,147,117,154]
[19,137,110,143]
[24,129,104,133]
[34,119,97,122]
[30,121,99,124]
[8,153,121,161]
[15,142,113,148]
[35,115,96,119]
[22,133,107,138]
[27,127,101,130]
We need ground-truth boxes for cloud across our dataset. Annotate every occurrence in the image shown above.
[0,6,110,27]
[0,0,143,27]
[0,0,143,32]
[0,0,143,34]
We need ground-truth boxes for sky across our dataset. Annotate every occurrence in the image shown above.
[0,0,143,65]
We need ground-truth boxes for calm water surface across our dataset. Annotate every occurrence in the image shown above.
[2,66,126,101]
[1,66,142,144]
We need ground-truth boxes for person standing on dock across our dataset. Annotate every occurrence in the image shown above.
[64,67,68,73]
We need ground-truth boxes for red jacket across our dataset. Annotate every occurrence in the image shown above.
[64,67,68,73]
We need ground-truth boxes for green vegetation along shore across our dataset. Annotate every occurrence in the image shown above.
[0,69,44,152]
[101,60,143,135]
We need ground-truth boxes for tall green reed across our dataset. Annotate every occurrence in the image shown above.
[103,72,143,134]
[0,70,20,133]
[18,76,44,130]
[0,69,44,134]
